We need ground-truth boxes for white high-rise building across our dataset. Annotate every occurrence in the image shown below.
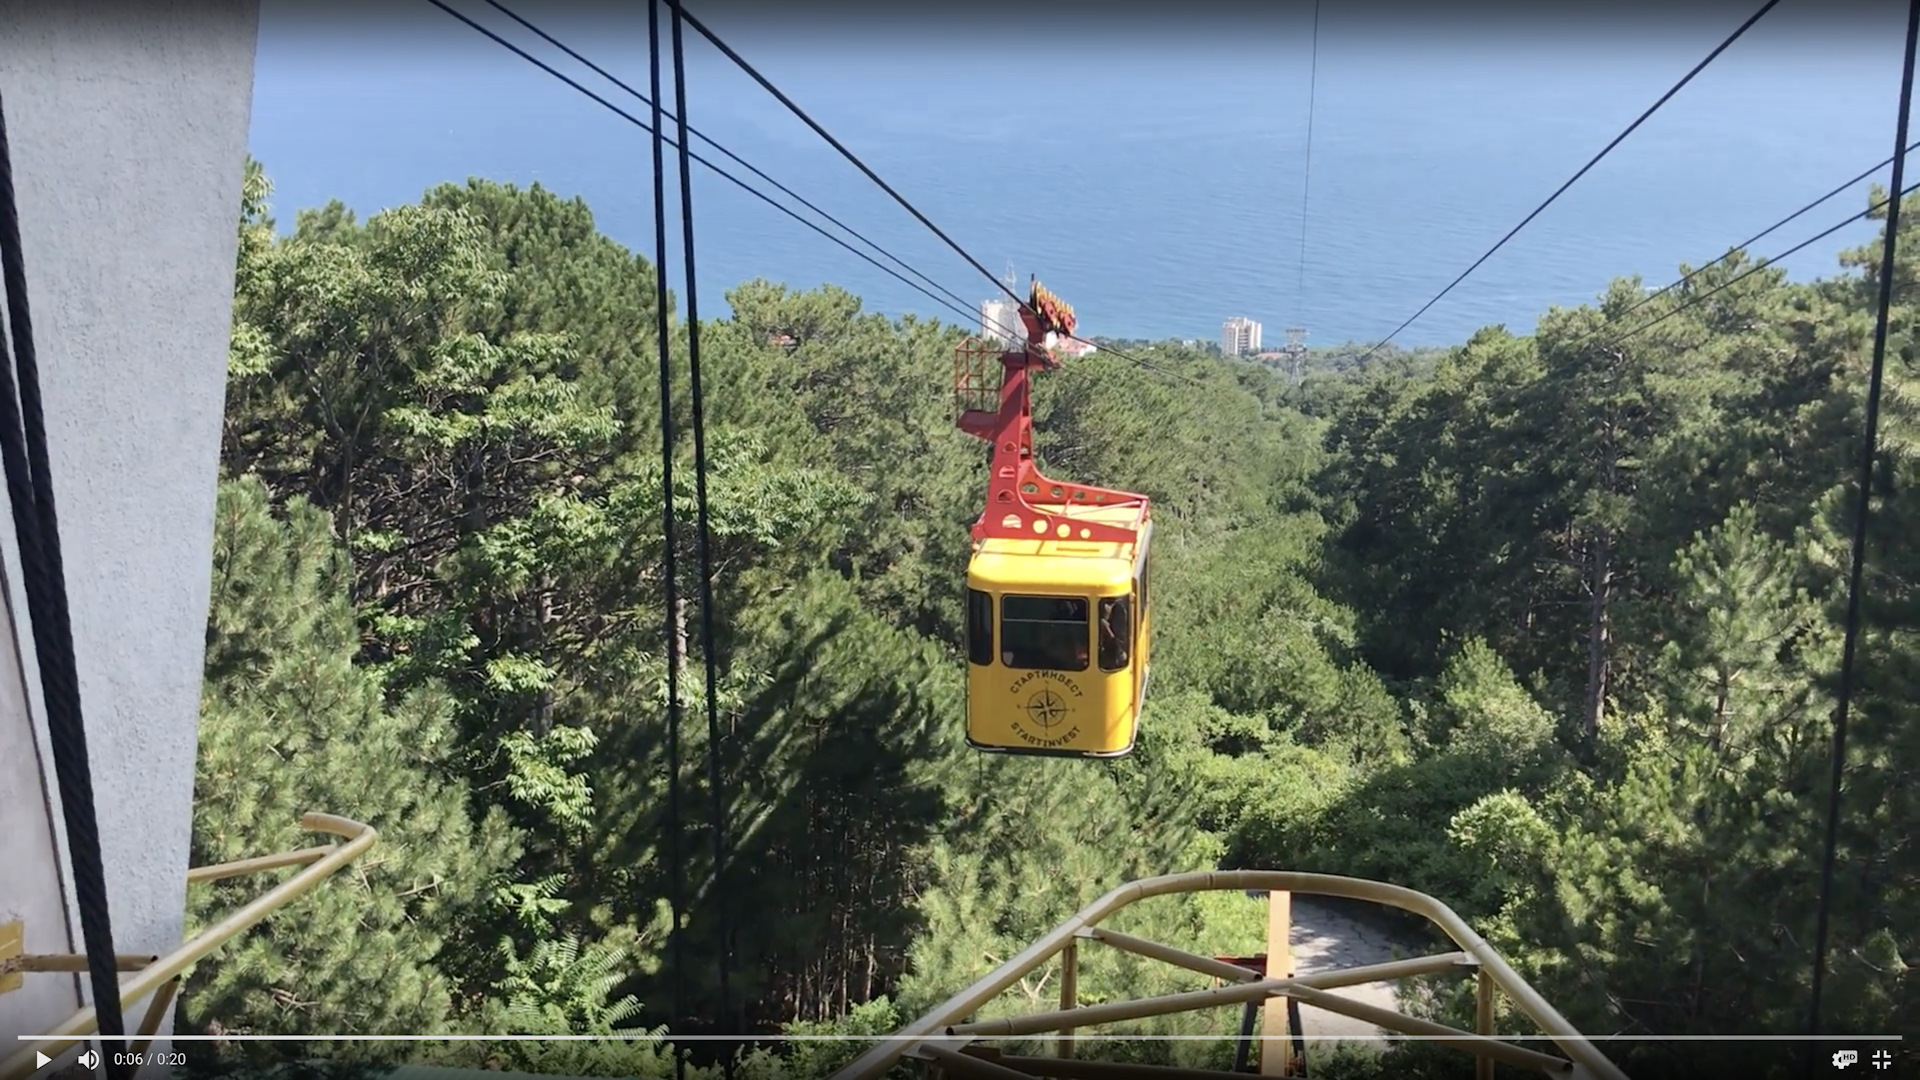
[981,298,1023,346]
[1222,316,1262,357]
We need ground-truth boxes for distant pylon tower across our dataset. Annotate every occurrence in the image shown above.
[1284,326,1308,384]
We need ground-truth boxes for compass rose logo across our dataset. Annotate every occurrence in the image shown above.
[1025,689,1069,729]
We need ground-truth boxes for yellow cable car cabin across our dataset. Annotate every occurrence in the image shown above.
[966,507,1151,756]
[954,280,1154,758]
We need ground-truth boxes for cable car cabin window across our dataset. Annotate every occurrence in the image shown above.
[1001,595,1090,671]
[967,589,994,666]
[1098,595,1132,671]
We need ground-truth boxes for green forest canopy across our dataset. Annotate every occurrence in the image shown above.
[182,159,1916,1079]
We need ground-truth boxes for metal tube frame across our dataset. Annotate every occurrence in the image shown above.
[948,954,1478,1041]
[1476,967,1497,1080]
[0,955,157,975]
[833,870,1627,1080]
[1058,941,1078,1060]
[957,1048,1259,1080]
[0,812,377,1080]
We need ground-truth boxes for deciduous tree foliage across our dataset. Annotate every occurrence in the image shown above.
[184,165,1914,1079]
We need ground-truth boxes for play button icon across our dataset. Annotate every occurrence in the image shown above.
[33,1052,50,1070]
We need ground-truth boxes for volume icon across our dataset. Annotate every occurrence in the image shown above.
[76,1049,99,1070]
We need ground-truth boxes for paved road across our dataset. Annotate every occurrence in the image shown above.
[1288,897,1436,1043]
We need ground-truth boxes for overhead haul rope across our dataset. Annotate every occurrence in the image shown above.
[644,1,689,1076]
[1601,175,1920,349]
[675,4,1022,309]
[425,0,1019,343]
[0,91,130,1076]
[1089,341,1204,386]
[1805,0,1918,1069]
[432,3,1194,382]
[667,3,1200,386]
[436,0,1197,386]
[1595,138,1920,337]
[663,0,737,1069]
[477,0,978,319]
[1354,0,1782,363]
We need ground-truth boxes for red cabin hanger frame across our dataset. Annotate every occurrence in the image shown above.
[954,281,1150,548]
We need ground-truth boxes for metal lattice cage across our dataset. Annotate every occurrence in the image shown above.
[954,337,1004,419]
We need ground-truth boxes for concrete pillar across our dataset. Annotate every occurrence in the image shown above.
[0,1,260,1071]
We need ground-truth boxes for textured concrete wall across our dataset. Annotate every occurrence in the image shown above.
[0,0,259,1067]
[0,541,73,1047]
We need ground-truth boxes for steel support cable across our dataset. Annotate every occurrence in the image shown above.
[431,3,1194,384]
[1064,334,1203,386]
[476,0,979,318]
[1597,137,1920,338]
[664,0,735,1070]
[1601,175,1920,349]
[1805,0,1919,1071]
[0,90,130,1077]
[675,4,1026,307]
[430,2,1187,392]
[1355,0,1782,363]
[645,2,688,1077]
[425,0,1019,342]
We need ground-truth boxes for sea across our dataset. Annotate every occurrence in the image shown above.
[247,0,1912,350]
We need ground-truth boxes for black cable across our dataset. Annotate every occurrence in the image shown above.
[475,0,979,318]
[431,3,1173,387]
[675,3,1026,307]
[0,90,130,1077]
[1602,175,1920,349]
[1067,333,1203,387]
[433,3,1200,384]
[1297,0,1320,311]
[664,0,736,1069]
[425,0,1021,342]
[1597,138,1920,337]
[645,3,688,1077]
[435,1,1186,385]
[1355,0,1781,363]
[1804,0,1918,1070]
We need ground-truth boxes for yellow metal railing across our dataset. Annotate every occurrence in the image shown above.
[834,870,1628,1080]
[0,812,376,1080]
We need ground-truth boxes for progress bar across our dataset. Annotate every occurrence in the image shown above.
[15,1034,1910,1042]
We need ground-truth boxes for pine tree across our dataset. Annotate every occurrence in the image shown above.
[184,476,518,1053]
[1658,502,1829,762]
[1803,187,1920,1035]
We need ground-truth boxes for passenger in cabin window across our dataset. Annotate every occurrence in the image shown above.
[1097,597,1131,670]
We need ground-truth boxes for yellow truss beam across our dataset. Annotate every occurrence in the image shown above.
[0,812,376,1080]
[834,870,1627,1080]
